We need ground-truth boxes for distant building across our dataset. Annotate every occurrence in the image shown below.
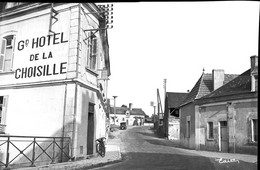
[163,92,188,140]
[0,2,111,167]
[195,56,258,155]
[111,103,146,126]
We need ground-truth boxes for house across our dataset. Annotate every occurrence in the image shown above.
[0,2,112,167]
[179,69,238,149]
[194,56,258,155]
[163,92,188,140]
[110,103,146,126]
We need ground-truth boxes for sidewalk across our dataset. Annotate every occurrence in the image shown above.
[165,139,257,164]
[171,143,257,164]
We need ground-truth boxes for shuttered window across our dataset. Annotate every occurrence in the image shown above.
[0,96,9,134]
[0,35,15,72]
[0,38,6,71]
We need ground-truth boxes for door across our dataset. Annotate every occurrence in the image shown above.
[87,112,94,155]
[220,121,228,152]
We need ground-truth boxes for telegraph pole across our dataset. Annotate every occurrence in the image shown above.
[163,79,167,113]
[112,96,117,125]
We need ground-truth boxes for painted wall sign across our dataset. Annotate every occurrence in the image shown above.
[14,32,69,80]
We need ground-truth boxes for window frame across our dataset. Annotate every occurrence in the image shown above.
[0,34,15,72]
[0,95,9,134]
[86,32,98,72]
[186,116,191,138]
[207,121,214,140]
[186,120,191,138]
[251,119,258,142]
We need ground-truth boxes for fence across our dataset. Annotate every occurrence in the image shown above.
[0,135,71,169]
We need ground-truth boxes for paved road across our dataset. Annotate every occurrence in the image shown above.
[91,126,257,170]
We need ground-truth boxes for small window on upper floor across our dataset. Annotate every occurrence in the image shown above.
[0,35,15,72]
[86,33,98,71]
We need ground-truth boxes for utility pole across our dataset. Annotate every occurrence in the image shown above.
[112,96,117,125]
[153,105,156,122]
[150,101,156,123]
[163,79,167,113]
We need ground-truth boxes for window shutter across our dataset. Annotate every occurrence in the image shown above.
[1,96,9,125]
[11,36,16,70]
[0,38,7,71]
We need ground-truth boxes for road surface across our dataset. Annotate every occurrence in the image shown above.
[90,126,257,170]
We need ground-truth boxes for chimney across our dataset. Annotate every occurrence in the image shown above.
[212,69,225,91]
[250,55,258,92]
[129,103,133,110]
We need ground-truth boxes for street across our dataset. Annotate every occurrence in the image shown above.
[89,126,257,170]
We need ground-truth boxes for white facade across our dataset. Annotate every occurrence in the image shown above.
[111,108,146,126]
[0,3,111,166]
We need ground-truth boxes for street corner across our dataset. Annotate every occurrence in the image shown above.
[210,157,258,170]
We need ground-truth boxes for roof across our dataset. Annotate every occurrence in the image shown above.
[131,108,146,116]
[166,92,188,108]
[201,69,252,98]
[110,107,146,116]
[181,72,238,106]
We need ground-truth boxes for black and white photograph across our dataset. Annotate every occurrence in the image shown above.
[0,2,258,170]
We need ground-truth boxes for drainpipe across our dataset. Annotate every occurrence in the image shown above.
[72,83,78,158]
[61,83,68,161]
[71,4,81,159]
[227,102,233,153]
[76,3,81,79]
[234,117,236,153]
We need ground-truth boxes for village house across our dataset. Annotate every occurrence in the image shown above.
[162,92,188,140]
[179,69,238,149]
[110,103,146,126]
[0,2,112,168]
[194,56,258,155]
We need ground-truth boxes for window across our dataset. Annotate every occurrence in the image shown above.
[186,116,191,138]
[251,119,258,142]
[0,35,15,72]
[0,96,8,134]
[208,122,214,139]
[187,120,191,138]
[87,33,97,71]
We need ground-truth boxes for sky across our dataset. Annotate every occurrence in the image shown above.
[105,1,259,116]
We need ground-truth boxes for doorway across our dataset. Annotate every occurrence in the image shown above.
[87,112,94,155]
[220,121,228,152]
